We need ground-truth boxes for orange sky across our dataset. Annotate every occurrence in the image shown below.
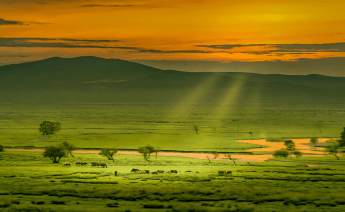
[1,0,345,65]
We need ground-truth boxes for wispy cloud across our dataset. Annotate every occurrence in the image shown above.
[81,4,133,7]
[197,43,345,53]
[0,18,24,25]
[0,37,216,54]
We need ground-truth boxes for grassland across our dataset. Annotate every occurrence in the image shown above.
[0,103,344,152]
[1,151,345,212]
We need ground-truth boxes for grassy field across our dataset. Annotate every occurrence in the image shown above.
[0,103,344,152]
[1,151,345,212]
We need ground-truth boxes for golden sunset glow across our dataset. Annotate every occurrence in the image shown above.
[1,0,345,65]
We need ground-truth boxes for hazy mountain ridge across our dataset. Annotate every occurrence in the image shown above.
[0,56,344,104]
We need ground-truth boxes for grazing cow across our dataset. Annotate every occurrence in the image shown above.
[226,171,232,175]
[75,162,81,166]
[151,171,158,175]
[63,162,71,167]
[164,170,170,173]
[98,163,107,168]
[91,162,99,167]
[131,168,140,173]
[81,162,87,166]
[145,170,150,174]
[157,170,165,174]
[218,170,226,176]
[115,171,118,176]
[136,170,146,174]
[170,170,178,174]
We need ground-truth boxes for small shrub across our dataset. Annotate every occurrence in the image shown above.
[51,200,65,204]
[31,201,35,204]
[36,201,45,205]
[11,200,20,204]
[143,203,165,209]
[0,144,3,152]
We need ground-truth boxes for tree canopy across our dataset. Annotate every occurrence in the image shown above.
[138,145,155,162]
[273,148,289,158]
[43,145,66,163]
[39,121,61,135]
[62,141,76,157]
[325,140,340,160]
[339,127,345,147]
[100,148,118,162]
[284,140,296,157]
[310,137,318,147]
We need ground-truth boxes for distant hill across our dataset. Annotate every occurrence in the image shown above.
[1,56,344,105]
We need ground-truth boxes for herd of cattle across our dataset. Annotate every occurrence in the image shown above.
[62,162,232,176]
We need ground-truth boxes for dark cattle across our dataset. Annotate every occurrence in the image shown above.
[157,170,165,174]
[91,162,99,167]
[75,162,81,166]
[63,162,71,167]
[218,170,226,176]
[81,162,87,166]
[115,171,118,176]
[226,171,232,175]
[136,170,147,174]
[98,163,107,168]
[152,171,158,174]
[131,168,140,173]
[145,170,150,174]
[170,170,178,174]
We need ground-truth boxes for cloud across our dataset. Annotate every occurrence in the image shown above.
[197,43,345,53]
[0,37,216,54]
[0,18,24,25]
[81,4,133,7]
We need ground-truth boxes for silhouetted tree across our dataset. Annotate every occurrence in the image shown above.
[249,131,253,137]
[100,148,117,162]
[194,125,199,134]
[62,141,76,157]
[284,140,296,157]
[325,140,340,160]
[43,145,66,163]
[224,153,236,164]
[310,137,318,147]
[138,145,155,162]
[39,121,61,135]
[338,127,345,147]
[273,149,289,158]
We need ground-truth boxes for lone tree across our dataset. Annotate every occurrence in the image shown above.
[325,140,340,160]
[39,121,61,135]
[194,125,199,134]
[224,153,236,164]
[43,145,66,163]
[284,140,296,157]
[207,151,219,163]
[138,145,155,162]
[249,131,253,137]
[273,148,289,158]
[100,148,117,162]
[0,144,3,152]
[62,141,76,157]
[310,137,318,147]
[338,127,345,147]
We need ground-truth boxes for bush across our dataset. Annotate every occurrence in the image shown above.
[39,121,61,135]
[273,149,289,158]
[36,201,45,205]
[143,204,165,209]
[0,144,3,152]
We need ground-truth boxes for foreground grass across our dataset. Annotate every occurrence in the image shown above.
[1,151,345,212]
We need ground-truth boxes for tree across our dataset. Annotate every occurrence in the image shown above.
[138,145,155,162]
[249,131,253,137]
[0,144,3,152]
[338,127,345,147]
[43,145,66,163]
[62,141,76,157]
[315,121,323,133]
[194,125,199,134]
[224,153,236,164]
[100,148,117,162]
[310,137,318,147]
[325,140,340,160]
[293,150,302,158]
[39,121,61,135]
[207,151,219,163]
[284,140,296,157]
[273,149,289,158]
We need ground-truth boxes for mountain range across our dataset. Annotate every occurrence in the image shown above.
[1,56,344,105]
